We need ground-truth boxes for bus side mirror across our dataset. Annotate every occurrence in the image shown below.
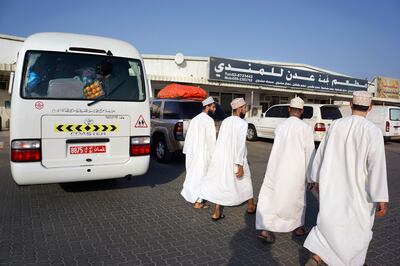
[8,72,14,95]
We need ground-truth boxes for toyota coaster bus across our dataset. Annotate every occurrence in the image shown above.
[9,32,150,185]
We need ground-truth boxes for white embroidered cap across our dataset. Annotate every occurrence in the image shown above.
[202,96,215,106]
[290,97,304,109]
[230,98,246,109]
[353,91,372,107]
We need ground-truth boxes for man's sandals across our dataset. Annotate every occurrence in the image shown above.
[305,256,322,266]
[247,204,257,214]
[194,202,209,209]
[258,231,276,244]
[293,227,309,237]
[211,213,225,221]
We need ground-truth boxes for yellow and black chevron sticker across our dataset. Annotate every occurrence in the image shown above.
[54,124,119,132]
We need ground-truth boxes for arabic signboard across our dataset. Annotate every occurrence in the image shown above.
[209,57,368,94]
[376,77,400,99]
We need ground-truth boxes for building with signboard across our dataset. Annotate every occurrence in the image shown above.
[1,34,399,129]
[144,54,399,116]
[373,77,400,100]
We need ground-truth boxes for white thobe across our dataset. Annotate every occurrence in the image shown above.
[200,116,253,206]
[181,112,216,203]
[304,115,389,266]
[256,116,315,232]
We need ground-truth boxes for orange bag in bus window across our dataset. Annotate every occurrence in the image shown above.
[157,83,207,100]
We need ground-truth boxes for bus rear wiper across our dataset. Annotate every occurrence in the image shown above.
[87,79,126,106]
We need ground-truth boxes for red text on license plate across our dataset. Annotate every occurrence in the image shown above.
[70,145,106,154]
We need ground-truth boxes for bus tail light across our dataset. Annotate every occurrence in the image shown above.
[130,136,150,156]
[174,122,184,141]
[386,121,390,132]
[314,123,326,132]
[11,140,41,162]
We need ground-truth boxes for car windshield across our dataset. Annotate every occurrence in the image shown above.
[163,101,227,120]
[21,51,145,101]
[320,106,342,120]
[390,108,400,121]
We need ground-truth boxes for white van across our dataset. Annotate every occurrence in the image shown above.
[246,104,342,142]
[9,32,151,185]
[340,105,400,141]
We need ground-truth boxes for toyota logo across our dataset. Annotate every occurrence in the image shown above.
[84,118,94,125]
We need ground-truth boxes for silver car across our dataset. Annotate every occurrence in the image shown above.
[150,98,226,163]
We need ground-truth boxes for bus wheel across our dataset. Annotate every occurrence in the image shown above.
[247,125,258,141]
[154,137,174,163]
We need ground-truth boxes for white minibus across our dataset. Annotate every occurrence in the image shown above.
[10,32,150,184]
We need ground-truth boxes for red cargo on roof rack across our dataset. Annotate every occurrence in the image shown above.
[157,83,207,100]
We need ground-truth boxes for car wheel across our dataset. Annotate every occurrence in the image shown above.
[247,125,258,141]
[154,137,174,163]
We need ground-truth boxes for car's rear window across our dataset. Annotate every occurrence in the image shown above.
[209,104,227,121]
[302,106,313,119]
[320,106,342,120]
[265,105,289,118]
[390,108,400,121]
[163,101,226,120]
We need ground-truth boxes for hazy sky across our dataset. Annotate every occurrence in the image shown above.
[1,0,399,80]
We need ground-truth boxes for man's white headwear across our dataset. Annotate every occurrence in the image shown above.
[230,98,246,109]
[353,91,372,107]
[202,96,215,107]
[290,97,304,109]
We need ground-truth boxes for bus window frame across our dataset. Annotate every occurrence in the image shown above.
[19,50,147,103]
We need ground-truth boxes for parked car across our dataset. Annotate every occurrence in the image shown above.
[339,105,400,141]
[150,98,226,163]
[246,104,342,142]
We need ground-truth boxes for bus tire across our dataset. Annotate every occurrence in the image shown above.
[247,125,258,141]
[154,136,174,163]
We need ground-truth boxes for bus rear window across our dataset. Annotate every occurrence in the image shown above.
[390,108,400,121]
[21,51,145,101]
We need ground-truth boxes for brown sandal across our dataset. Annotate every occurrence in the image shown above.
[305,256,321,266]
[211,214,225,221]
[194,202,209,209]
[257,232,275,244]
[293,227,309,237]
[247,204,257,214]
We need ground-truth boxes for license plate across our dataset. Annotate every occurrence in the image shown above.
[69,145,106,154]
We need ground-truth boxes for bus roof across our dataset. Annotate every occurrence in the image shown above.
[21,32,141,59]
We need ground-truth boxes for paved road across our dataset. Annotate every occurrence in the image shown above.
[0,131,399,265]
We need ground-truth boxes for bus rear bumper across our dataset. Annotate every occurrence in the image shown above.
[11,156,150,185]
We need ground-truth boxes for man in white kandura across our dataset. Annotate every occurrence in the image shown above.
[200,98,256,221]
[181,96,217,209]
[256,97,315,243]
[304,91,389,266]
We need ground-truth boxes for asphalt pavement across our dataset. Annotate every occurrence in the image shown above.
[0,131,399,265]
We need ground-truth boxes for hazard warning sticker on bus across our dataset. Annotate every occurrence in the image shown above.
[55,124,119,132]
[135,115,148,128]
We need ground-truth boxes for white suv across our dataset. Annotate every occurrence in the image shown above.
[246,104,342,142]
